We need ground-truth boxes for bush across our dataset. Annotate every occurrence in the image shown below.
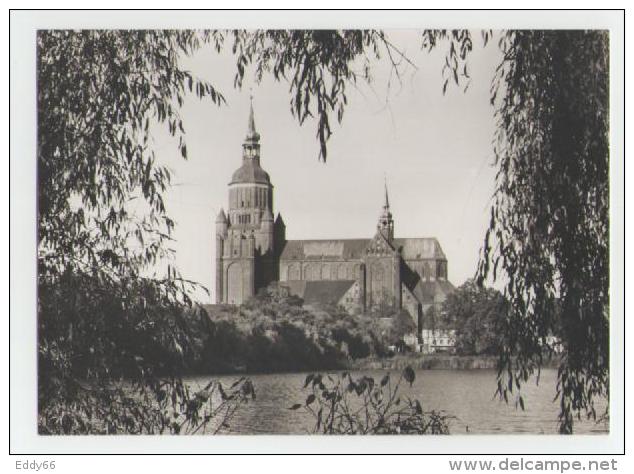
[291,367,451,434]
[194,288,392,373]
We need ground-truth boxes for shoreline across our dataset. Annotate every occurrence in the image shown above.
[186,354,561,377]
[350,354,502,371]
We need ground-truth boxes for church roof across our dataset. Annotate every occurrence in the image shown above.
[280,280,356,306]
[394,238,447,260]
[279,237,446,260]
[409,279,456,305]
[230,161,271,185]
[279,239,370,260]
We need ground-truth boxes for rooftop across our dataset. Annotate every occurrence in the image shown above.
[279,237,447,260]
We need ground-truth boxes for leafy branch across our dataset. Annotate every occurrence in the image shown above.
[291,367,451,434]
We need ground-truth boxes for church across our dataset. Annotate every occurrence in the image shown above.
[214,103,455,327]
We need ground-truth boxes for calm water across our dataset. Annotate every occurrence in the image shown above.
[186,369,608,435]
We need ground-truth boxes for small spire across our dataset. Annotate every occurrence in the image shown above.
[384,175,390,210]
[378,176,394,242]
[216,207,227,223]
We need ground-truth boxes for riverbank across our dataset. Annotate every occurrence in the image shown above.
[350,354,499,371]
[189,354,561,376]
[350,354,561,371]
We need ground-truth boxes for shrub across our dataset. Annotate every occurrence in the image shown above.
[291,367,451,434]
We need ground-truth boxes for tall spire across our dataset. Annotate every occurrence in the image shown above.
[245,94,260,143]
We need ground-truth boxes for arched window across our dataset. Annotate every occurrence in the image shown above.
[338,264,347,280]
[288,263,300,280]
[305,263,320,281]
[370,262,387,307]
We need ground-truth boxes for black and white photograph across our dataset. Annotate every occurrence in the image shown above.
[9,8,626,460]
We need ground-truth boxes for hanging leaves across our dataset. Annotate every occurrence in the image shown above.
[474,31,610,434]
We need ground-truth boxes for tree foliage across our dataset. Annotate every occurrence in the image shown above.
[442,279,507,356]
[389,309,418,343]
[37,30,252,434]
[225,29,406,160]
[38,30,223,283]
[474,31,610,433]
[196,287,390,373]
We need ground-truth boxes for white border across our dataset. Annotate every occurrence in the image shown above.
[9,9,625,455]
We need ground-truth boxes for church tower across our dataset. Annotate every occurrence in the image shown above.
[215,99,279,304]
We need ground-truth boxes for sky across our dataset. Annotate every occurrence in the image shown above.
[152,30,503,303]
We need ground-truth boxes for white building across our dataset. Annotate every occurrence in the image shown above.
[420,328,456,354]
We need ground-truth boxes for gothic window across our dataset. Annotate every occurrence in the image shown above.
[322,264,331,280]
[353,263,362,279]
[226,262,244,304]
[370,262,388,307]
[437,261,446,279]
[305,263,320,281]
[328,264,337,280]
[338,264,347,280]
[288,263,300,280]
